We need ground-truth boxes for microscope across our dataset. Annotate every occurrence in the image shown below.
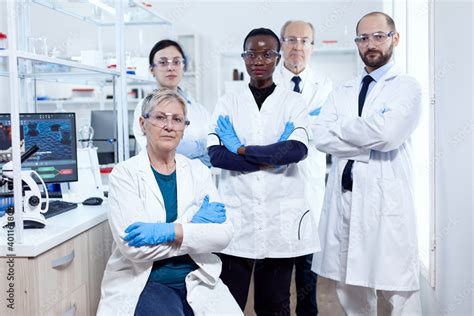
[1,145,49,229]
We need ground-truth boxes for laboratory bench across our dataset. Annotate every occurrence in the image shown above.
[0,202,113,315]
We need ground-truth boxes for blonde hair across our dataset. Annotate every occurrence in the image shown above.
[141,88,187,117]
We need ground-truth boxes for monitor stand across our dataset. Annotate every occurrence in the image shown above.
[60,148,104,203]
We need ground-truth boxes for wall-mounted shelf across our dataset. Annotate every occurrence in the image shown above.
[32,0,171,26]
[1,50,119,84]
[36,98,139,106]
[125,74,155,85]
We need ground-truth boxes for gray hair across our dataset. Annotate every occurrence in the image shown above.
[280,20,315,42]
[141,88,187,117]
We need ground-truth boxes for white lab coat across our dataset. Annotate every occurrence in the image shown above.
[208,84,319,259]
[274,65,333,240]
[311,65,422,291]
[98,151,242,315]
[133,90,210,152]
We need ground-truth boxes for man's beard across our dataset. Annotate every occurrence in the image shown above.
[360,45,393,69]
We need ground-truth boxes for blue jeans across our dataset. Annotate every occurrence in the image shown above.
[134,281,194,316]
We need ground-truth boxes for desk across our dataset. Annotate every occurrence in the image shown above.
[0,202,113,315]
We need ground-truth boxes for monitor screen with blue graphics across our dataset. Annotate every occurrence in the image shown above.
[0,112,78,183]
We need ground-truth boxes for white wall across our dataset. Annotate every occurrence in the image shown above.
[419,1,473,315]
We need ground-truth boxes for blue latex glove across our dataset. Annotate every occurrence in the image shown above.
[278,121,295,142]
[191,195,226,224]
[197,153,212,168]
[309,107,322,116]
[123,222,175,247]
[176,138,207,159]
[215,115,243,154]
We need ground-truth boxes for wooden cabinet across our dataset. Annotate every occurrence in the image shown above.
[87,221,113,315]
[0,221,112,316]
[43,284,88,316]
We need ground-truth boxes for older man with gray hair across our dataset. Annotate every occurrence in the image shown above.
[274,20,333,316]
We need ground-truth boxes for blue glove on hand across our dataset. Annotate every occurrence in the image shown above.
[191,195,226,224]
[215,115,243,154]
[123,222,175,247]
[278,121,294,142]
[176,138,207,159]
[309,107,322,116]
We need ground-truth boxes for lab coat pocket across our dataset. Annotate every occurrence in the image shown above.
[279,199,313,241]
[224,196,242,234]
[370,178,405,218]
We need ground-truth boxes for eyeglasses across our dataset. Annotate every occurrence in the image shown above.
[151,57,185,71]
[144,111,190,130]
[354,31,395,46]
[241,50,280,64]
[282,36,314,49]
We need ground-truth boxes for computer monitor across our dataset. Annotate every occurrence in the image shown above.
[90,110,135,164]
[0,112,78,183]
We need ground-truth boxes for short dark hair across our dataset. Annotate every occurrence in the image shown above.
[356,11,396,34]
[148,39,186,69]
[243,28,281,52]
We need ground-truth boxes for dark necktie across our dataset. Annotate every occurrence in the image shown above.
[292,76,302,93]
[341,75,374,191]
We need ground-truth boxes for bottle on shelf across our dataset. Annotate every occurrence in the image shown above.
[0,32,7,50]
[232,68,239,81]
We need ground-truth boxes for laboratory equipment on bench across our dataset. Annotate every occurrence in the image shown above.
[1,145,49,229]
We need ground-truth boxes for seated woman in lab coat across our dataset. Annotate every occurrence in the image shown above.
[98,89,241,316]
[133,39,211,166]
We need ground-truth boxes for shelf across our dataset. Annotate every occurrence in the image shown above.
[17,51,119,75]
[0,50,120,84]
[314,47,357,55]
[125,74,155,85]
[36,99,139,106]
[32,0,171,26]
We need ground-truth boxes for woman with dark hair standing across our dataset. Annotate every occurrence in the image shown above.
[133,40,210,166]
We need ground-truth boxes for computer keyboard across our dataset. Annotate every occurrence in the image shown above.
[43,200,78,219]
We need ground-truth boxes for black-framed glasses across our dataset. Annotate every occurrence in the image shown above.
[151,57,185,71]
[354,31,395,46]
[241,50,280,64]
[144,111,190,130]
[282,36,314,49]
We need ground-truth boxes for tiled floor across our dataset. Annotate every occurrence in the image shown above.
[244,275,391,315]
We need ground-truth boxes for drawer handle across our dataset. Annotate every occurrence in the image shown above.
[51,250,75,269]
[63,303,76,316]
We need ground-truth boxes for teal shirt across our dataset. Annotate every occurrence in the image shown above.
[148,167,198,288]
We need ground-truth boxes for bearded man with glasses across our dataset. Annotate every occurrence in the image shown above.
[312,12,422,315]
